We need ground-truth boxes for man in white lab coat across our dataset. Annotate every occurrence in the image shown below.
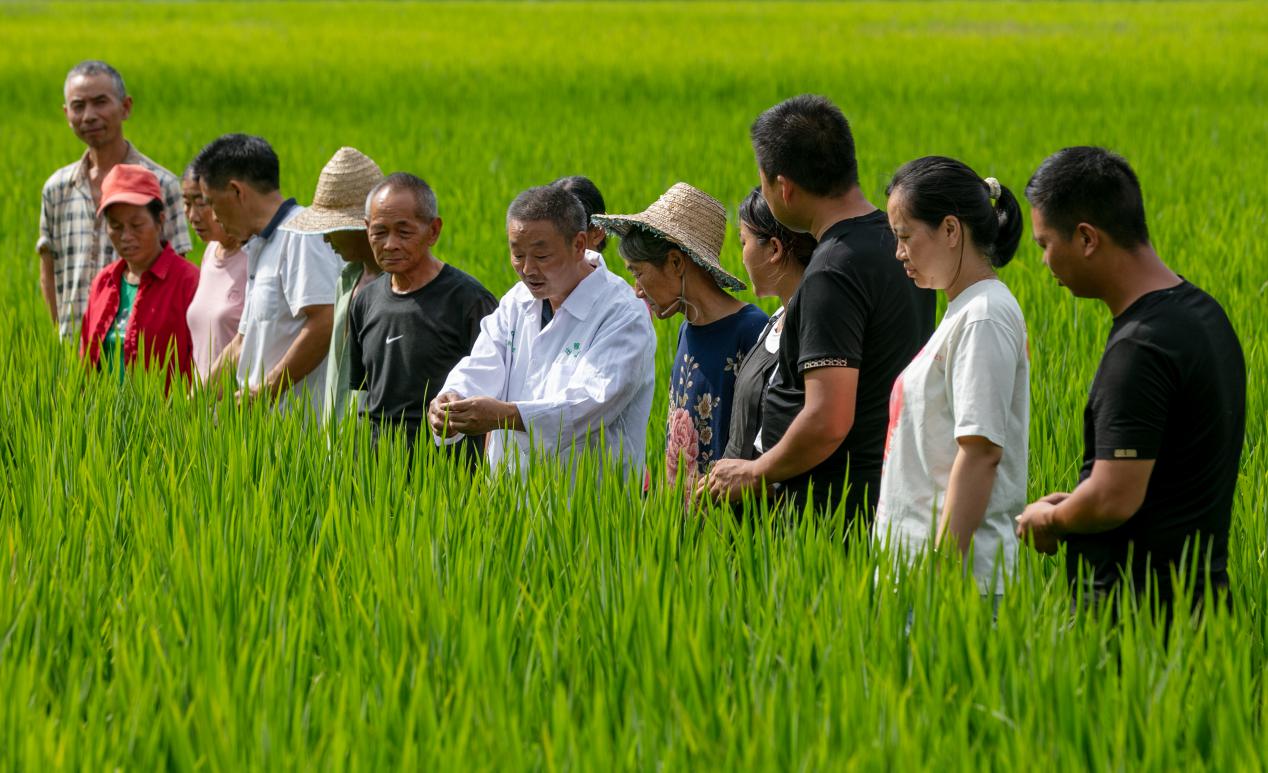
[427,185,655,479]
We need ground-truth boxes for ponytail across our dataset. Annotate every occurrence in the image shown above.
[987,178,1023,267]
[887,157,1023,268]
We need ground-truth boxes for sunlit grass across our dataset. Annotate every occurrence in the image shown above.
[0,1,1265,768]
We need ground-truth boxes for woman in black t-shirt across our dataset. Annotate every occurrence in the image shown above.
[725,188,818,461]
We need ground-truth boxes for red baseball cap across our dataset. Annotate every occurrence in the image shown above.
[97,163,163,217]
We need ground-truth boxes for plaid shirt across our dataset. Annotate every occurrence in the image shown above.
[38,144,192,340]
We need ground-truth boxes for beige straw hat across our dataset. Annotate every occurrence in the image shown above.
[593,182,745,291]
[284,147,384,234]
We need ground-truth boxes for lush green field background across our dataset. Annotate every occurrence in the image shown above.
[1,2,1266,769]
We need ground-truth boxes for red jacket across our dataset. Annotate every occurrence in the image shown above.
[80,244,200,383]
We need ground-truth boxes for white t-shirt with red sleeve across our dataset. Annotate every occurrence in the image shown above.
[874,278,1029,592]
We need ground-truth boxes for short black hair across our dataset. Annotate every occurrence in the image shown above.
[66,60,126,101]
[552,175,607,251]
[1025,146,1150,248]
[506,185,586,240]
[191,134,281,194]
[750,94,858,197]
[367,172,438,222]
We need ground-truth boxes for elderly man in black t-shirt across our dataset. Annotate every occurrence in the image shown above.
[702,95,936,520]
[348,172,497,451]
[1015,147,1246,608]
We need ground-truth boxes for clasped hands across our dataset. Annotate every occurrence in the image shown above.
[1014,492,1069,554]
[694,458,770,503]
[428,392,522,437]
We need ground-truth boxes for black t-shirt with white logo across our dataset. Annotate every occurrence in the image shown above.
[1067,280,1246,604]
[761,210,935,516]
[348,264,497,430]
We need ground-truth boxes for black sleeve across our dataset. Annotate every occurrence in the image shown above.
[347,293,367,391]
[1091,339,1174,461]
[795,264,870,372]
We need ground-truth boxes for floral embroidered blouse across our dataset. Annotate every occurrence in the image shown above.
[665,303,768,482]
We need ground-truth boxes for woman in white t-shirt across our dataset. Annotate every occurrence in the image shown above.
[875,157,1029,594]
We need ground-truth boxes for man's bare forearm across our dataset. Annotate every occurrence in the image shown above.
[752,366,858,484]
[262,308,332,397]
[752,408,850,483]
[39,251,57,325]
[1050,461,1153,536]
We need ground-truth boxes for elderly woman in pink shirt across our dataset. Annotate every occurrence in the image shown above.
[181,165,248,383]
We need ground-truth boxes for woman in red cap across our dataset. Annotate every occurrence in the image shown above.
[80,163,200,384]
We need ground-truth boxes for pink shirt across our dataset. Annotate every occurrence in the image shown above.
[186,241,248,380]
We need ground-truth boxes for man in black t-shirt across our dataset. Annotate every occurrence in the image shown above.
[350,172,497,452]
[703,95,935,519]
[1016,147,1246,608]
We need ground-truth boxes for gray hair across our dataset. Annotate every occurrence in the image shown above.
[65,60,127,100]
[617,224,677,268]
[366,172,438,222]
[506,185,586,240]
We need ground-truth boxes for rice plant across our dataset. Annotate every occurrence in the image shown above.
[0,2,1265,768]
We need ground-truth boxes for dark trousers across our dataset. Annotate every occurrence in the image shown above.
[368,418,484,472]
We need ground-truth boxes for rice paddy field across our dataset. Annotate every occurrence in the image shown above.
[1,1,1266,769]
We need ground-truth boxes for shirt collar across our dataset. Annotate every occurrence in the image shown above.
[339,261,366,292]
[104,257,127,283]
[105,242,179,283]
[74,141,144,193]
[259,198,299,241]
[553,252,607,323]
[146,243,180,280]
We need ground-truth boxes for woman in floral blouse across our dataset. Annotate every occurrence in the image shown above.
[595,183,767,485]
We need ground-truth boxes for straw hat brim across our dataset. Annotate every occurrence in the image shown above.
[282,206,367,234]
[592,214,746,292]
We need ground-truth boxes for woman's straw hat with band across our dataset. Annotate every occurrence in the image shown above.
[285,147,384,234]
[593,182,746,291]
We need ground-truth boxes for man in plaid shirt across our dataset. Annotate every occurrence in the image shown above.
[38,60,191,340]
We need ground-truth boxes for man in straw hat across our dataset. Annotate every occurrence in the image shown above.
[280,147,384,425]
[702,95,935,523]
[593,183,767,485]
[348,172,496,453]
[192,134,343,415]
[428,185,655,479]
